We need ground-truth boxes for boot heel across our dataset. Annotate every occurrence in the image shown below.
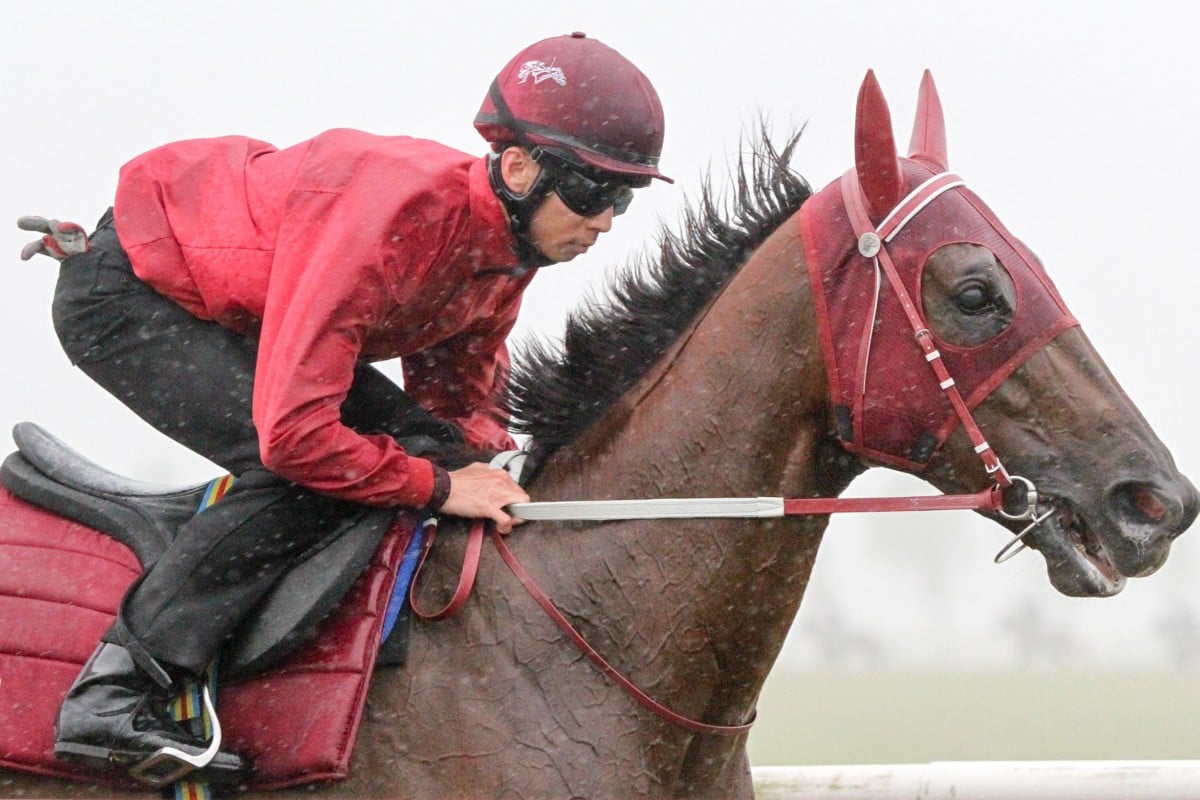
[53,740,118,764]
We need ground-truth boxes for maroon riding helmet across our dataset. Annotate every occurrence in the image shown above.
[475,32,672,186]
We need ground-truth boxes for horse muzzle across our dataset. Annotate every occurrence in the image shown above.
[1023,475,1199,597]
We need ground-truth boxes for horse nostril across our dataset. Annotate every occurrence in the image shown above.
[1131,485,1167,522]
[1107,481,1176,529]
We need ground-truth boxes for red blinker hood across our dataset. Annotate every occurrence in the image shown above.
[798,70,1079,470]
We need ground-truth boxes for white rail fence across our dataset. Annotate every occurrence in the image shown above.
[752,761,1200,799]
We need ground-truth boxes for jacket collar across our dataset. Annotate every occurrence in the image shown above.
[464,157,524,276]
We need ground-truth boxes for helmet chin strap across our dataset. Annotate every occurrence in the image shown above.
[484,79,559,269]
[487,149,555,270]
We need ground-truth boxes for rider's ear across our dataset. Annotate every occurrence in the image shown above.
[500,147,541,196]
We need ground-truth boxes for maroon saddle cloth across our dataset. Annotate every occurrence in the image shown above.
[0,436,414,791]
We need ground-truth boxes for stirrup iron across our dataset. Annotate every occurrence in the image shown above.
[127,682,222,787]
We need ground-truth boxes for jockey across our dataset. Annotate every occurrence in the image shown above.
[20,32,669,787]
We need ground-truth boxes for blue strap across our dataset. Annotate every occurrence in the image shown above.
[381,518,432,641]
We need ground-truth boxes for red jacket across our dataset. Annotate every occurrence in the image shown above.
[113,130,533,507]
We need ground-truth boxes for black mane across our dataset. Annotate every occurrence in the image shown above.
[505,126,812,474]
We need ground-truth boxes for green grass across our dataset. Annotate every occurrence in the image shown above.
[748,667,1200,765]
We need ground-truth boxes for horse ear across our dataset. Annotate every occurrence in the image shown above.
[855,69,903,221]
[908,69,949,170]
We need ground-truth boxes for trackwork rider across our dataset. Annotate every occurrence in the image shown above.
[18,32,670,786]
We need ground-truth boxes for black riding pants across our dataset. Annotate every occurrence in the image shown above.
[51,210,463,676]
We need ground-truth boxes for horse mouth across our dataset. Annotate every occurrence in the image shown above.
[1022,499,1126,597]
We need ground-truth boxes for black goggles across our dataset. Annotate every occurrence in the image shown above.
[541,158,635,218]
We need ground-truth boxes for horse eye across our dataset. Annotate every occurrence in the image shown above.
[956,283,992,314]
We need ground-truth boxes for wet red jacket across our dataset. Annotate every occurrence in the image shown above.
[113,130,533,508]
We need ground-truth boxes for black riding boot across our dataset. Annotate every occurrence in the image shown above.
[54,642,251,787]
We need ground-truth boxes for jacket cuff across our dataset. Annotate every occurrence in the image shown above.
[428,464,452,510]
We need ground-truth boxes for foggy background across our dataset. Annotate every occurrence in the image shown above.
[3,1,1198,764]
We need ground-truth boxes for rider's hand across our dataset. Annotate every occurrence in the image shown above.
[437,462,529,534]
[17,216,89,262]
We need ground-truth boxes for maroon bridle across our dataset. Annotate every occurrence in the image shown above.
[830,166,1057,558]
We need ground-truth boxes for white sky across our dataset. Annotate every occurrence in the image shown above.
[2,1,1198,670]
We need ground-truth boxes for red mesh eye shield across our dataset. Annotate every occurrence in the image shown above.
[798,157,1079,470]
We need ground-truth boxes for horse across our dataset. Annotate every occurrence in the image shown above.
[1,70,1195,799]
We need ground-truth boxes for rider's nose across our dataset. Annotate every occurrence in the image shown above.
[586,207,615,232]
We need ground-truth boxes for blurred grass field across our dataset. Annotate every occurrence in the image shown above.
[748,667,1200,765]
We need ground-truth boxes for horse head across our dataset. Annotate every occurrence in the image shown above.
[804,70,1198,597]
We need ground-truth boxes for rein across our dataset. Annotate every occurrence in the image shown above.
[410,170,1052,739]
[510,486,1011,520]
[408,482,1035,737]
[408,518,755,736]
[409,488,1034,736]
[510,171,1047,527]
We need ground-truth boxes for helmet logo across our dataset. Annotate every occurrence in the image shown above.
[517,59,567,86]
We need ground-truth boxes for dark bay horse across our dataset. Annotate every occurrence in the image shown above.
[3,71,1196,799]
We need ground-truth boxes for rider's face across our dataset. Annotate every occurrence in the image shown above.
[527,188,615,263]
[500,147,619,263]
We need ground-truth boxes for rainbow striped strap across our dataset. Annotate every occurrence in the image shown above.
[167,474,235,799]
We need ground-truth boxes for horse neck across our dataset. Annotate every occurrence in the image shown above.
[535,221,838,502]
[520,221,852,723]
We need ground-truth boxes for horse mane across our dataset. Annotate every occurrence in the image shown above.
[505,125,812,474]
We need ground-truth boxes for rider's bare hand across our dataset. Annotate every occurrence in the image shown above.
[438,462,529,534]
